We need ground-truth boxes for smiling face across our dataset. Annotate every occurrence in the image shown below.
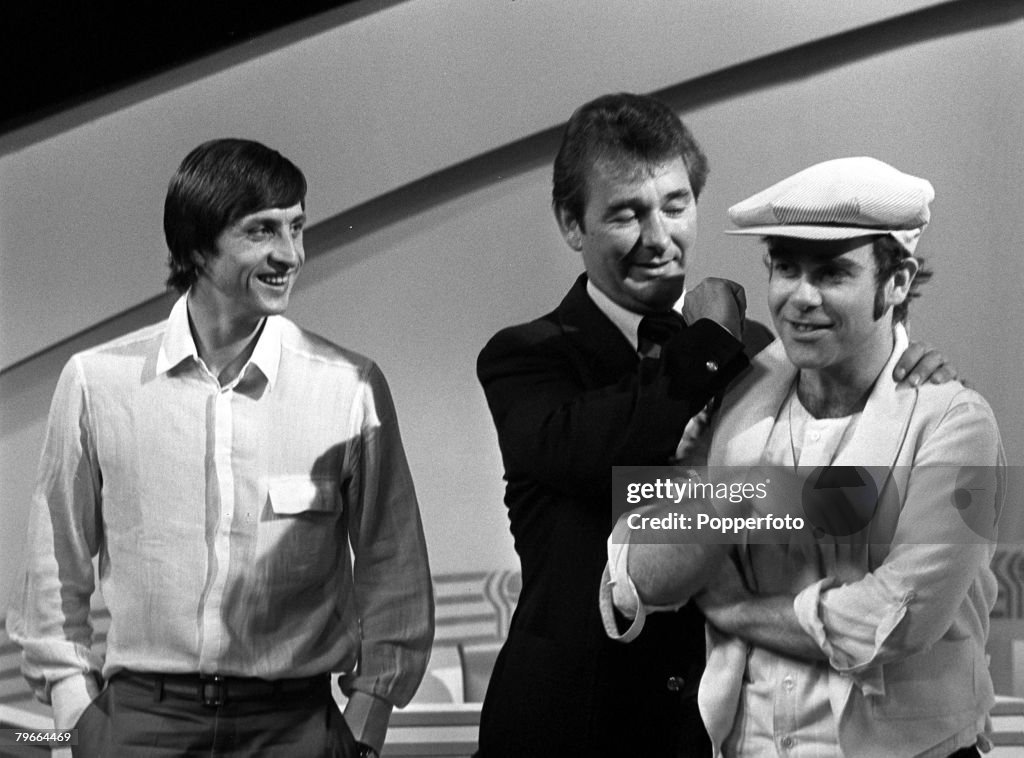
[191,203,306,331]
[767,236,915,379]
[559,157,697,314]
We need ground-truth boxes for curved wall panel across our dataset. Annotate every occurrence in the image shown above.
[1,0,945,369]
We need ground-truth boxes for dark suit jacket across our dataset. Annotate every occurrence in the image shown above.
[475,274,751,757]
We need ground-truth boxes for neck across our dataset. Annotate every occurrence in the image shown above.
[797,327,895,418]
[186,294,264,385]
[796,374,868,418]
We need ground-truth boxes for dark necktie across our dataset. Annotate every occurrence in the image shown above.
[638,311,685,359]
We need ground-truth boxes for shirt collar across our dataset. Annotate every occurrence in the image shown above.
[156,294,199,374]
[156,292,283,389]
[586,279,686,352]
[248,314,282,389]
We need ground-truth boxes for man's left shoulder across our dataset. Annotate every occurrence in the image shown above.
[911,379,1001,448]
[914,378,994,418]
[279,318,378,375]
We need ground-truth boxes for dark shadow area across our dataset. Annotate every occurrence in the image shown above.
[1,0,405,135]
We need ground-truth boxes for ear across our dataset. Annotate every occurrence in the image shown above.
[555,207,584,252]
[885,257,919,308]
[190,249,207,271]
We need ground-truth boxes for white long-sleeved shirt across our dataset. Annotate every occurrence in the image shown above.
[6,295,435,752]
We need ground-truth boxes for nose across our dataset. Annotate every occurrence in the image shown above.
[791,276,822,309]
[271,232,302,268]
[640,213,671,253]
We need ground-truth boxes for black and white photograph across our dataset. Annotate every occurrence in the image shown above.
[1,2,1021,756]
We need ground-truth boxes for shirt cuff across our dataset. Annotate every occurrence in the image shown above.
[600,561,648,643]
[793,578,888,696]
[793,577,831,645]
[601,527,651,642]
[50,673,101,730]
[343,690,393,755]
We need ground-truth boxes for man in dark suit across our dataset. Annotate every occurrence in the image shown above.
[475,93,951,757]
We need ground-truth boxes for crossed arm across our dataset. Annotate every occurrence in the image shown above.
[609,390,1000,682]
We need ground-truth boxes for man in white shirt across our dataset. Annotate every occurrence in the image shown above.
[7,139,434,758]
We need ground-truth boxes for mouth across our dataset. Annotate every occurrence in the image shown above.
[628,257,683,280]
[256,272,291,288]
[786,320,832,336]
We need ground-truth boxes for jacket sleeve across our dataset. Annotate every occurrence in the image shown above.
[5,356,104,704]
[793,390,1004,689]
[477,317,748,502]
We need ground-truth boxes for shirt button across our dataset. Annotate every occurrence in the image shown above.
[666,676,684,692]
[705,360,719,373]
[781,735,795,749]
[783,676,795,691]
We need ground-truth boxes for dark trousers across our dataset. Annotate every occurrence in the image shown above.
[72,673,358,757]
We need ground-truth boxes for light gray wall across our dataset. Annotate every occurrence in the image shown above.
[0,0,945,368]
[2,1,1021,615]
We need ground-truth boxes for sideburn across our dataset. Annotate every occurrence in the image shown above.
[873,283,887,321]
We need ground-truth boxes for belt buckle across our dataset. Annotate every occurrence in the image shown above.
[199,674,227,707]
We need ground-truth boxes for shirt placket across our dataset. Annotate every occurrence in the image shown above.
[773,662,799,754]
[199,384,237,672]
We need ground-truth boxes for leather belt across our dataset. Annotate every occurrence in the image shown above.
[115,670,329,707]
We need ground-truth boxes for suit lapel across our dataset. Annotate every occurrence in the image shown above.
[710,338,795,468]
[833,324,917,469]
[827,325,918,720]
[555,274,639,384]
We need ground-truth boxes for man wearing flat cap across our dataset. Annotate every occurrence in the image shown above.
[604,157,1004,757]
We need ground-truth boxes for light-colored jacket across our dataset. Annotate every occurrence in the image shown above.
[702,324,1005,758]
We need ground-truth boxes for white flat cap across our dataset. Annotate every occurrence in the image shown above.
[726,156,934,253]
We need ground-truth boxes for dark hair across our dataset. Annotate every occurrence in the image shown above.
[872,235,930,323]
[163,138,307,293]
[552,93,709,229]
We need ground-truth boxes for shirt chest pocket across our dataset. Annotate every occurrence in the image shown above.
[259,477,341,582]
[266,476,340,518]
